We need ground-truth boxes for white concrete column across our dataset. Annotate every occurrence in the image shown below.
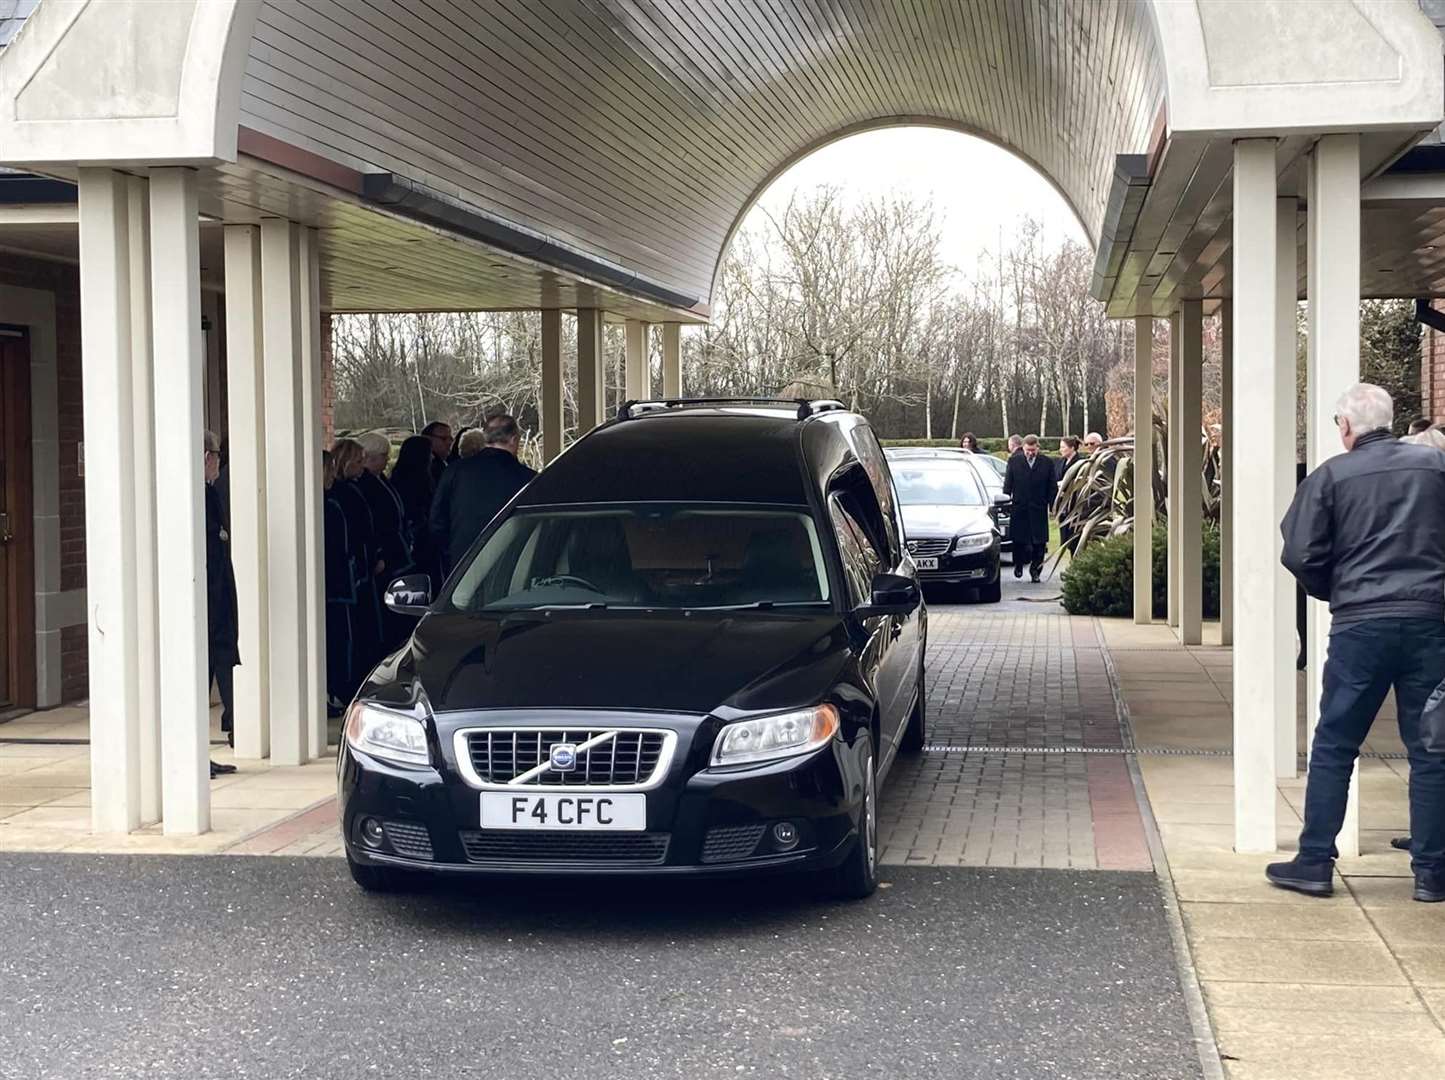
[1306,134,1363,855]
[1168,312,1182,629]
[624,319,650,400]
[260,218,309,767]
[1220,301,1234,647]
[126,176,162,826]
[1232,139,1281,852]
[77,168,142,834]
[662,323,682,398]
[577,308,606,432]
[1274,196,1300,781]
[149,168,210,835]
[1133,316,1154,625]
[299,228,326,760]
[223,225,270,760]
[1179,299,1204,646]
[541,309,563,462]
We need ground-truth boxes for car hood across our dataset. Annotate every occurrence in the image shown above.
[370,609,852,717]
[901,503,995,538]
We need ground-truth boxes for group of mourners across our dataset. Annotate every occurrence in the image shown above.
[321,415,535,711]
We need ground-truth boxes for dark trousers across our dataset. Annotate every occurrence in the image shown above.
[1013,541,1046,577]
[209,661,235,734]
[1299,618,1445,874]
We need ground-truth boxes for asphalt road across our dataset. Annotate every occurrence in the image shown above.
[0,855,1201,1080]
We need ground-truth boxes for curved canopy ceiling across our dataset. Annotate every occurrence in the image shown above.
[239,0,1166,307]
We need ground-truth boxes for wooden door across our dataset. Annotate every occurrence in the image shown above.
[0,326,35,708]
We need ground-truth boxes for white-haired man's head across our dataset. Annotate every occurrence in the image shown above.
[1083,431,1104,453]
[1333,383,1394,451]
[356,431,391,474]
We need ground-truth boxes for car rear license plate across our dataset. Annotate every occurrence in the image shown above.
[481,792,645,831]
[915,556,939,570]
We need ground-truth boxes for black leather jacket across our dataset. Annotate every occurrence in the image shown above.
[1280,429,1445,624]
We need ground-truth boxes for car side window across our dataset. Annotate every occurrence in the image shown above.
[849,425,903,564]
[828,491,881,607]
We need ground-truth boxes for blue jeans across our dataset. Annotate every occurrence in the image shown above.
[1299,618,1445,874]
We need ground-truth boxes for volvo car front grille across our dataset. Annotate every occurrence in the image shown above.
[906,538,951,557]
[455,728,675,790]
[459,830,670,864]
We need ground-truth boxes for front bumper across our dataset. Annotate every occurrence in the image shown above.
[338,723,867,879]
[915,540,1001,586]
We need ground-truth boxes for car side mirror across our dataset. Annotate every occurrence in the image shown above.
[991,491,1012,506]
[854,572,921,620]
[384,574,432,616]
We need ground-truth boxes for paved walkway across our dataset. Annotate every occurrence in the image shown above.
[1104,620,1445,1080]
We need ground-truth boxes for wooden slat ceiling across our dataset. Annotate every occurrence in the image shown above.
[239,0,1166,307]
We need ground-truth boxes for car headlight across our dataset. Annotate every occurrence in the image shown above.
[344,702,431,767]
[953,531,993,554]
[711,704,840,766]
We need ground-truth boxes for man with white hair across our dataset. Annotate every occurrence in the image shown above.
[1269,383,1445,903]
[429,413,537,573]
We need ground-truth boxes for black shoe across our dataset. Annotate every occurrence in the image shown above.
[1415,870,1445,903]
[1391,836,1412,851]
[1030,573,1041,583]
[1265,857,1334,897]
[209,760,237,778]
[226,730,234,749]
[1013,563,1023,579]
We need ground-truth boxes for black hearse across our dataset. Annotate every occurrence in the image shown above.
[339,399,926,899]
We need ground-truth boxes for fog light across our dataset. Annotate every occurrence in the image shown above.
[772,821,800,850]
[360,817,385,848]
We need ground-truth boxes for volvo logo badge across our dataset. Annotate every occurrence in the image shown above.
[907,540,919,554]
[549,743,578,772]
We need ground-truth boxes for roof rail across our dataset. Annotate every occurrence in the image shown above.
[615,397,849,422]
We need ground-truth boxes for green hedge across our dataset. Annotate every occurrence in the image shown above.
[882,437,1010,455]
[1060,524,1220,619]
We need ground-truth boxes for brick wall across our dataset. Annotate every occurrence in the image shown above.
[321,314,335,445]
[0,254,87,701]
[1424,307,1445,423]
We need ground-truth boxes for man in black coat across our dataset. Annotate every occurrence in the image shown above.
[430,414,537,574]
[204,432,239,777]
[1003,434,1056,583]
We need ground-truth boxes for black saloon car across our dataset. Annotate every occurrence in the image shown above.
[885,449,1003,602]
[339,399,927,900]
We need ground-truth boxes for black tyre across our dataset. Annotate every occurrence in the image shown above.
[979,575,1002,603]
[827,742,879,900]
[347,853,412,893]
[900,663,926,754]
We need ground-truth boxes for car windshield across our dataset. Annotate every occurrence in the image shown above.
[446,505,832,611]
[890,462,985,507]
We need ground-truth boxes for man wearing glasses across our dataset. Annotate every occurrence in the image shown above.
[204,432,238,778]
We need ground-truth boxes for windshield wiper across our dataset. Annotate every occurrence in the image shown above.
[707,601,828,610]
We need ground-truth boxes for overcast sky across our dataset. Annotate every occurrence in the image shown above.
[745,126,1087,277]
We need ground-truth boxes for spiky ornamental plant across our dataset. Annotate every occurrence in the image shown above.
[1050,412,1219,567]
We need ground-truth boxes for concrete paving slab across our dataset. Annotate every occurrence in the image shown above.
[1180,901,1377,942]
[1394,945,1445,987]
[1346,875,1431,907]
[1190,938,1406,986]
[1211,1030,1445,1080]
[1364,906,1445,947]
[1201,981,1426,1013]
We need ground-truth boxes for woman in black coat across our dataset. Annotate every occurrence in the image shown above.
[389,434,438,588]
[323,450,355,709]
[331,438,383,685]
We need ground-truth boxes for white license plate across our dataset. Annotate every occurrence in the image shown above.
[915,556,939,570]
[480,792,646,831]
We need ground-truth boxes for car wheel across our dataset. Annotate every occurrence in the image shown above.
[900,662,926,754]
[347,852,412,893]
[827,742,879,900]
[979,575,1002,604]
